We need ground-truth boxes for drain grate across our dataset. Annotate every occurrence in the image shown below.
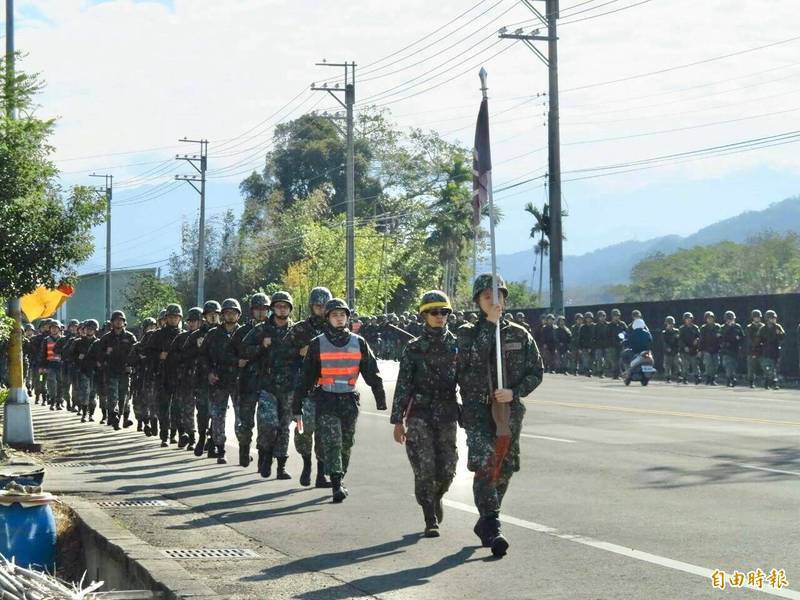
[43,462,94,468]
[97,499,170,508]
[163,548,260,560]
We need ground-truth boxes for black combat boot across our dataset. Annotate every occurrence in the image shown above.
[137,419,143,432]
[194,429,206,456]
[276,457,291,480]
[186,433,196,452]
[178,433,189,449]
[315,461,332,488]
[239,445,252,468]
[150,418,159,438]
[260,450,272,478]
[169,429,177,444]
[330,474,348,504]
[80,408,86,423]
[88,408,95,422]
[207,438,218,459]
[113,418,121,431]
[256,448,265,473]
[484,517,509,557]
[123,413,133,428]
[216,446,226,464]
[160,430,168,447]
[422,503,440,538]
[434,492,445,524]
[473,517,490,547]
[299,454,312,487]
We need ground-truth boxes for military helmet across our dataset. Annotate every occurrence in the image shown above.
[545,313,555,321]
[68,318,80,327]
[165,303,183,317]
[611,308,621,317]
[142,317,157,328]
[556,315,565,323]
[158,309,167,320]
[704,311,715,319]
[515,312,525,320]
[186,307,203,322]
[309,286,333,307]
[472,273,508,302]
[270,291,294,311]
[49,319,62,329]
[583,311,594,320]
[751,309,762,318]
[724,310,735,320]
[765,309,777,319]
[250,293,270,309]
[596,309,606,318]
[683,312,694,320]
[505,313,515,321]
[419,290,451,313]
[324,298,351,318]
[84,319,99,330]
[456,311,464,318]
[110,310,126,322]
[23,323,34,331]
[574,313,584,320]
[665,316,675,324]
[221,298,242,314]
[203,300,221,314]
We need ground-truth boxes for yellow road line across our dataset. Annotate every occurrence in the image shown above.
[529,399,800,427]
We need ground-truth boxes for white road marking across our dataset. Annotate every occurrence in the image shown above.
[361,411,578,444]
[730,463,800,477]
[443,499,800,599]
[519,433,576,443]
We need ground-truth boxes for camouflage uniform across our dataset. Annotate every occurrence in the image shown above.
[30,327,48,403]
[719,316,744,386]
[660,323,681,382]
[756,315,785,389]
[72,325,99,420]
[678,318,701,384]
[592,313,608,377]
[96,324,137,428]
[605,313,627,379]
[147,313,182,443]
[567,316,582,375]
[699,315,721,384]
[293,301,386,502]
[577,315,594,376]
[456,273,543,557]
[184,316,216,454]
[391,321,459,535]
[745,316,763,386]
[39,330,63,409]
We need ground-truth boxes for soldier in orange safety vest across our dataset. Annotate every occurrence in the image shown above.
[292,298,386,503]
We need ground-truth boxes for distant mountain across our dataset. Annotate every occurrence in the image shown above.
[489,195,800,302]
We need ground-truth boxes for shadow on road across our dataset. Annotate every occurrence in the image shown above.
[641,446,800,489]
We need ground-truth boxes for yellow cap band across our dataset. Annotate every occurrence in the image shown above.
[419,301,451,313]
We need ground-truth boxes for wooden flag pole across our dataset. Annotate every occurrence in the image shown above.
[479,68,503,390]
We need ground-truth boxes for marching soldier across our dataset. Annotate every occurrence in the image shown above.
[285,286,333,488]
[96,311,137,430]
[170,307,203,448]
[147,304,183,446]
[456,273,543,558]
[23,323,35,396]
[293,298,386,503]
[73,320,100,422]
[59,319,80,412]
[577,311,594,376]
[720,311,744,387]
[745,310,763,388]
[592,310,608,378]
[678,312,701,384]
[756,310,785,390]
[30,319,50,404]
[131,317,158,432]
[661,317,681,383]
[606,309,627,379]
[390,290,459,538]
[185,301,222,457]
[242,291,295,479]
[200,298,242,464]
[554,316,571,374]
[568,313,583,375]
[40,320,63,410]
[227,293,271,468]
[699,311,721,385]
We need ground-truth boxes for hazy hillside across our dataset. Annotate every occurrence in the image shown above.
[489,195,800,299]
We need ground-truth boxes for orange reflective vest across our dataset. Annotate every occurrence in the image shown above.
[318,334,361,393]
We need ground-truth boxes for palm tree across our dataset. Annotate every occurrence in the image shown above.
[524,201,566,305]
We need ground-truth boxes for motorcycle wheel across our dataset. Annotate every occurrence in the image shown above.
[624,378,631,386]
[641,378,649,386]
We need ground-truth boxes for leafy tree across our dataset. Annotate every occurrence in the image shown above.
[122,273,180,322]
[505,281,538,309]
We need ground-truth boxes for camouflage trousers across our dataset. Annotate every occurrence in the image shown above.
[592,349,605,376]
[77,373,96,412]
[235,390,257,448]
[604,347,620,378]
[209,385,236,447]
[680,353,699,381]
[195,385,211,437]
[721,353,738,383]
[760,357,779,385]
[578,349,592,375]
[293,397,323,461]
[24,362,32,391]
[746,355,761,382]
[405,417,458,508]
[157,387,180,438]
[33,367,46,400]
[465,400,525,520]
[566,349,579,374]
[662,354,681,380]
[175,384,196,436]
[107,374,130,424]
[316,394,359,476]
[60,365,72,407]
[45,367,61,406]
[701,352,719,381]
[256,389,292,457]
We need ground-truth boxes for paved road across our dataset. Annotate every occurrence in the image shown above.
[36,361,800,599]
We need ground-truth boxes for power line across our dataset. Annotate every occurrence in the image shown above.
[559,0,655,26]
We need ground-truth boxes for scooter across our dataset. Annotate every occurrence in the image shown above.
[623,350,656,386]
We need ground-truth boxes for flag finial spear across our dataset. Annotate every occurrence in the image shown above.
[479,67,488,99]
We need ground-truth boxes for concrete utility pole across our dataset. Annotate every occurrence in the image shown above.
[3,0,37,449]
[312,61,356,310]
[175,138,208,305]
[500,0,564,314]
[90,173,113,319]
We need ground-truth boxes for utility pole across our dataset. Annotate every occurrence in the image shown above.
[3,0,37,448]
[500,0,564,314]
[175,138,208,305]
[312,61,356,310]
[90,173,113,319]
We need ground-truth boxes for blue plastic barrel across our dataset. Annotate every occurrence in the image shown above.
[0,501,56,571]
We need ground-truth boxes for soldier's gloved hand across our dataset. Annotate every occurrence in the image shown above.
[375,395,387,411]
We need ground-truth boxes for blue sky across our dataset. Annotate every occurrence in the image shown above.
[8,0,800,272]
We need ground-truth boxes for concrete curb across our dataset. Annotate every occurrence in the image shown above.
[63,495,223,600]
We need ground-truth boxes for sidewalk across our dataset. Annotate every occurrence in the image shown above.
[20,403,375,600]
